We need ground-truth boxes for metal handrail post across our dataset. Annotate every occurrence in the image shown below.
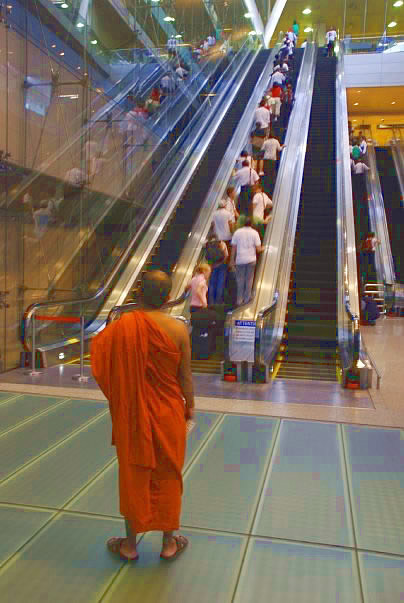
[25,313,42,376]
[72,316,90,383]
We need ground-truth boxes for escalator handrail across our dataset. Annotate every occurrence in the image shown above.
[390,139,404,208]
[251,44,317,370]
[336,42,364,376]
[365,142,396,286]
[22,41,252,345]
[106,291,190,326]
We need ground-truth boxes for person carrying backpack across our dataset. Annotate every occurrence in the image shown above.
[205,236,229,305]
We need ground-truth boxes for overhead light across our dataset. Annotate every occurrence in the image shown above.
[381,118,385,121]
[90,39,98,44]
[59,51,65,56]
[175,34,182,38]
[393,0,403,6]
[302,8,311,14]
[356,90,361,93]
[163,15,175,21]
[61,2,68,7]
[244,12,252,18]
[391,101,396,104]
[304,27,313,33]
[151,0,160,2]
[51,44,56,48]
[354,102,359,105]
[388,21,397,27]
[248,31,257,36]
[353,119,357,122]
[76,22,85,28]
[58,353,65,360]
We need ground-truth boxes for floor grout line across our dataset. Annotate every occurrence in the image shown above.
[182,413,226,479]
[0,397,72,440]
[0,409,109,488]
[62,456,118,511]
[247,418,282,534]
[0,393,23,408]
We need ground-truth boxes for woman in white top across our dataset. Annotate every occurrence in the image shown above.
[189,264,211,312]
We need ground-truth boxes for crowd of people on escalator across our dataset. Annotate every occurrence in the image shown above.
[188,26,300,358]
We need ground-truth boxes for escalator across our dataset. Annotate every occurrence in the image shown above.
[375,147,404,282]
[190,50,306,376]
[276,55,338,382]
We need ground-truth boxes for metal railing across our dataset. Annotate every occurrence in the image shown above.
[343,34,404,54]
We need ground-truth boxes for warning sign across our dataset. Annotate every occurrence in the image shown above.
[234,320,256,342]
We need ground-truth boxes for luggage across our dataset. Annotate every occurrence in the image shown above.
[191,326,215,359]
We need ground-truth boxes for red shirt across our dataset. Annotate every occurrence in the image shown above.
[271,85,283,100]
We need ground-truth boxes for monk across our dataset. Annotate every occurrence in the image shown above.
[91,270,195,561]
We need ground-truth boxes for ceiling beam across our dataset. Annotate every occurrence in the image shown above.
[243,0,265,42]
[263,0,287,48]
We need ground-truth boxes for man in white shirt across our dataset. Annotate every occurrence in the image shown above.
[353,160,370,175]
[160,73,176,96]
[269,70,285,90]
[359,137,367,156]
[262,134,285,195]
[251,183,272,222]
[211,200,233,243]
[326,28,337,57]
[175,65,188,79]
[255,100,271,130]
[230,217,264,305]
[224,186,239,223]
[167,36,177,56]
[301,39,308,48]
[234,160,260,216]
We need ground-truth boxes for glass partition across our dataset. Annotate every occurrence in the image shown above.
[1,0,254,370]
[22,41,252,356]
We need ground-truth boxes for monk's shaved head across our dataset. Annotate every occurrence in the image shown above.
[140,270,172,309]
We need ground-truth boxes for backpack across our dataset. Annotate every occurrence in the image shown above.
[205,241,225,266]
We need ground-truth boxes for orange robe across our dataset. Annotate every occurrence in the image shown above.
[91,311,186,532]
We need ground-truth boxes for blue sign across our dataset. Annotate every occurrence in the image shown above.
[235,320,256,327]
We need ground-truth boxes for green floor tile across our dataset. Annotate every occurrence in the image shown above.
[185,412,221,466]
[344,425,404,555]
[68,411,220,518]
[0,399,106,483]
[359,552,404,603]
[0,505,54,567]
[0,513,125,603]
[181,415,279,533]
[102,528,246,603]
[253,420,354,547]
[0,395,67,436]
[68,461,120,517]
[0,414,116,508]
[0,392,19,405]
[233,538,362,603]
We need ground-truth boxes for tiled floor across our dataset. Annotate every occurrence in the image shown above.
[0,391,403,602]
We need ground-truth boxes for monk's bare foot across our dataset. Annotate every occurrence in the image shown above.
[119,538,137,558]
[107,537,138,559]
[161,534,189,559]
